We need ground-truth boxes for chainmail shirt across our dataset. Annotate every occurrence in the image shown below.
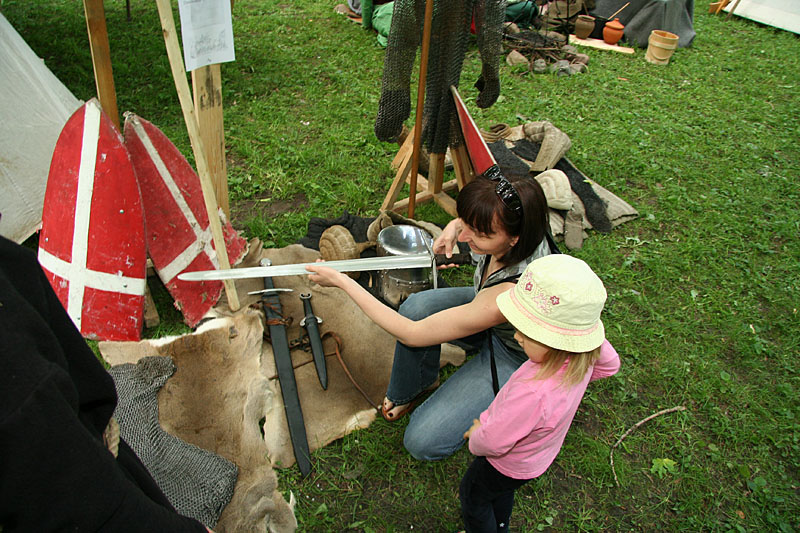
[375,0,507,154]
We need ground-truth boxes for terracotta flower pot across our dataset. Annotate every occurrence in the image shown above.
[574,15,595,39]
[602,18,625,45]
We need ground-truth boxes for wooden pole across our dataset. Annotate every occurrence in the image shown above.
[154,0,240,311]
[83,0,120,131]
[192,64,230,218]
[725,0,742,20]
[407,0,434,219]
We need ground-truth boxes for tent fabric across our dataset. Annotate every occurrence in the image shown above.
[592,0,696,48]
[724,0,800,35]
[0,13,82,243]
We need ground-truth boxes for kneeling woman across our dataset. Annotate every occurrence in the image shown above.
[307,174,556,460]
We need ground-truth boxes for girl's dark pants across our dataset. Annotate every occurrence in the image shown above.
[459,456,531,533]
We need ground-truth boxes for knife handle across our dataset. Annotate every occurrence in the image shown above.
[434,252,473,266]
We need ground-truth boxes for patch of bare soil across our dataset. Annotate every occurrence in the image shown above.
[229,191,308,229]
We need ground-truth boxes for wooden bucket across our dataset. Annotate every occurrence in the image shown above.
[645,30,679,65]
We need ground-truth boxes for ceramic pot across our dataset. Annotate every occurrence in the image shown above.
[574,15,595,39]
[603,18,625,45]
[645,29,679,65]
[589,15,608,39]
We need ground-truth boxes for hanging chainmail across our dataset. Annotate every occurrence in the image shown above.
[374,0,507,154]
[109,356,238,529]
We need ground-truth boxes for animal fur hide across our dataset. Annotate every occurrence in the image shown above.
[99,240,466,532]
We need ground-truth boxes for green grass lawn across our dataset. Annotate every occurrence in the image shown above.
[3,0,799,530]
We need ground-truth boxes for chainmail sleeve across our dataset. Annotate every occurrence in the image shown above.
[374,0,424,144]
[474,0,506,108]
[374,0,506,154]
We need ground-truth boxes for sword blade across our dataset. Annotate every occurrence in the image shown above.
[177,253,434,281]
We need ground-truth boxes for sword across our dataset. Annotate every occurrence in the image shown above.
[259,259,312,477]
[176,252,472,282]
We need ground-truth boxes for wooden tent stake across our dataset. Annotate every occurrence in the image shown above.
[725,0,742,20]
[154,0,240,311]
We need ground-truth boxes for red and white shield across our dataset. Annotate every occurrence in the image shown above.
[38,99,146,341]
[450,85,498,176]
[123,113,247,327]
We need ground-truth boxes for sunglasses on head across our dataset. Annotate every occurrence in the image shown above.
[483,166,523,217]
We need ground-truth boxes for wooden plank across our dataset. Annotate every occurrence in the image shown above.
[381,151,413,211]
[390,125,415,170]
[427,152,445,194]
[450,144,474,189]
[83,0,120,130]
[568,35,636,54]
[441,178,459,193]
[391,191,435,211]
[144,283,160,328]
[192,64,230,218]
[154,0,240,312]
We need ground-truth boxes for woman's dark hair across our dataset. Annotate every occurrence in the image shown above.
[456,175,549,265]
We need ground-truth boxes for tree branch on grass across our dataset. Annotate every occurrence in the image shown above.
[610,405,687,487]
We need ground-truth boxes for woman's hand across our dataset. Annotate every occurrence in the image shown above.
[463,418,481,440]
[305,263,347,288]
[433,218,463,269]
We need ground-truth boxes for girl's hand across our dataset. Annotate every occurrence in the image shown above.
[463,418,481,440]
[306,263,347,288]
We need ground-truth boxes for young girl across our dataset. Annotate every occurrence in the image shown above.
[461,254,621,533]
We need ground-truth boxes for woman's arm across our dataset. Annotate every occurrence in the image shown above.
[306,265,510,347]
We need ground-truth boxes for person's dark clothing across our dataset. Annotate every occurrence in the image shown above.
[0,235,205,532]
[459,455,530,533]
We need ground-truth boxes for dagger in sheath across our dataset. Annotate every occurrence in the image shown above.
[299,293,327,390]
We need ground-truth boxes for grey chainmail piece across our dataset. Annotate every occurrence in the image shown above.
[374,0,507,153]
[109,356,238,529]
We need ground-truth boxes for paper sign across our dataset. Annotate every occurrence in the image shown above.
[177,0,235,71]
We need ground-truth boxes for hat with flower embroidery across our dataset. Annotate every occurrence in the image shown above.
[496,254,606,353]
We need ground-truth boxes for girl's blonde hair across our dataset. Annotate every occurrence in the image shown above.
[534,346,602,387]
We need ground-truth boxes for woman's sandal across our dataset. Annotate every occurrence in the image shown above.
[381,380,440,422]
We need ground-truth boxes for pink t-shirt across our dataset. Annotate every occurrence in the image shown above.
[468,340,620,479]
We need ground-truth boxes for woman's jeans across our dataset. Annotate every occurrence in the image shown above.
[460,456,530,533]
[385,287,527,461]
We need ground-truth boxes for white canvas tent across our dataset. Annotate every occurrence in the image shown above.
[725,0,800,34]
[0,13,82,243]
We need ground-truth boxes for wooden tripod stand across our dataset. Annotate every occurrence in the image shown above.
[381,127,475,217]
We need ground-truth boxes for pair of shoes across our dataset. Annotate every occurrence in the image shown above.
[381,379,440,422]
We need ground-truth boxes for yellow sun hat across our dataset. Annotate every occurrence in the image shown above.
[496,254,606,353]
